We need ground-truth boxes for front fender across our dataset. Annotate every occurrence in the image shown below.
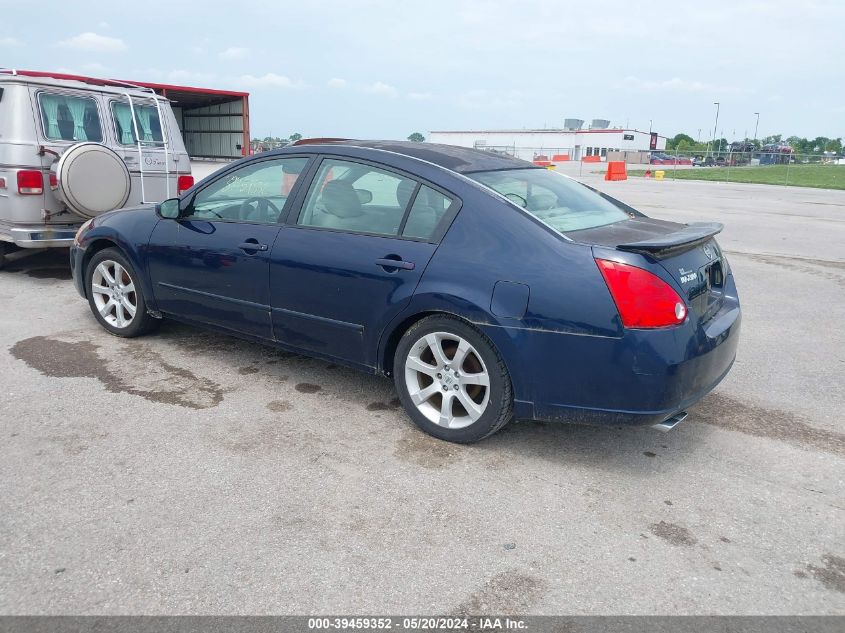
[76,208,160,312]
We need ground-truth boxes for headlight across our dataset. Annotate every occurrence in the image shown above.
[73,219,94,247]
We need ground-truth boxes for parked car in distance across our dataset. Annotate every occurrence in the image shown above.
[649,153,691,165]
[71,141,741,443]
[0,70,192,269]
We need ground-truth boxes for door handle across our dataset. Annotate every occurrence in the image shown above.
[375,257,415,271]
[238,241,269,252]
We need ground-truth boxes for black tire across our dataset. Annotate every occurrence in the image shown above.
[393,314,513,443]
[85,247,158,338]
[0,242,6,270]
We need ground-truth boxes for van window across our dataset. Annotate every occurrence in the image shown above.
[38,93,103,142]
[111,101,165,146]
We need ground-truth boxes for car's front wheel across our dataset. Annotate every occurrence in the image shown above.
[85,247,158,337]
[393,315,513,443]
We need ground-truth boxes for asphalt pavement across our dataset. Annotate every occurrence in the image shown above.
[0,175,843,614]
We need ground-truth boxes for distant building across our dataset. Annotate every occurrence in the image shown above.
[429,124,665,161]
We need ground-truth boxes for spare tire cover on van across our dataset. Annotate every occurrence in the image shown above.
[56,142,131,219]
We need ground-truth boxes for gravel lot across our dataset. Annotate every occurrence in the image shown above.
[0,175,843,614]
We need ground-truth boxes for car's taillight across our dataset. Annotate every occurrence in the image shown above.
[595,258,687,328]
[177,175,194,194]
[49,173,58,190]
[0,177,6,189]
[17,170,44,195]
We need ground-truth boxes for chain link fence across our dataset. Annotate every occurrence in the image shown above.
[630,148,844,189]
[474,144,845,189]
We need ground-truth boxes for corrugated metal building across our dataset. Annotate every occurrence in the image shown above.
[126,80,250,160]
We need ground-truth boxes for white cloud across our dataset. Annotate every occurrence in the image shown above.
[57,32,127,52]
[134,68,217,85]
[239,73,304,89]
[457,89,524,110]
[81,62,110,74]
[407,92,432,101]
[365,81,398,97]
[327,78,347,88]
[619,76,739,94]
[56,62,110,76]
[219,47,249,60]
[0,36,22,47]
[97,21,110,29]
[165,69,217,84]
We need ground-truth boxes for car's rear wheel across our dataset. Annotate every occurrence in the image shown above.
[393,315,513,443]
[86,248,158,337]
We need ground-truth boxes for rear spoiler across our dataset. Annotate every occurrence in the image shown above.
[616,222,723,258]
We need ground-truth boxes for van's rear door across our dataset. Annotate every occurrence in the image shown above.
[110,98,179,203]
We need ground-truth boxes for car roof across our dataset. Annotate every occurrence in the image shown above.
[292,140,537,174]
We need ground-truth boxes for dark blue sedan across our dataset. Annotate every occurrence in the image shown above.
[70,141,740,443]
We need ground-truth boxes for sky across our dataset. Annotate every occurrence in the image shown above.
[1,0,843,142]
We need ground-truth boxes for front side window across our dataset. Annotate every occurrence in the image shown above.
[469,168,629,232]
[111,101,165,145]
[39,93,102,142]
[187,157,309,223]
[297,159,417,237]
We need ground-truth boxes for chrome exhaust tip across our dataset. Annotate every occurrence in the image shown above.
[652,411,688,432]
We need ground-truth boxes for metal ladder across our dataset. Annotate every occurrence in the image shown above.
[121,88,172,203]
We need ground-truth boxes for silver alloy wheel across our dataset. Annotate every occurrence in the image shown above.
[90,259,137,329]
[404,331,491,429]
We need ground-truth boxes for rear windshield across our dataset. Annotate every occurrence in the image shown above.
[469,168,629,232]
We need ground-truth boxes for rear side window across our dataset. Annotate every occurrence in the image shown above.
[111,101,165,146]
[38,93,103,142]
[402,185,452,240]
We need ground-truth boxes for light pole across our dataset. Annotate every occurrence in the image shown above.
[649,119,652,134]
[712,102,721,156]
[753,112,760,146]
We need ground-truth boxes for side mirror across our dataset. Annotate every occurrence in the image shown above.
[157,198,181,219]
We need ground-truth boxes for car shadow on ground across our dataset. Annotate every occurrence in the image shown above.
[1,248,72,280]
[150,319,707,473]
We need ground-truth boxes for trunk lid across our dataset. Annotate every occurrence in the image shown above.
[569,218,727,325]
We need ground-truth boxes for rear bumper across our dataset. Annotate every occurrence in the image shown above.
[1,226,79,248]
[481,277,742,427]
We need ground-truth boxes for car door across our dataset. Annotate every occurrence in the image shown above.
[270,156,458,368]
[147,155,311,339]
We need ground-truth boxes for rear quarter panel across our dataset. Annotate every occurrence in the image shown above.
[398,182,622,405]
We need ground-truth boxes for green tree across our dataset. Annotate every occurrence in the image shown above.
[407,132,425,143]
[667,133,695,150]
[289,132,303,143]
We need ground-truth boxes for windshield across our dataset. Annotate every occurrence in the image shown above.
[469,168,630,232]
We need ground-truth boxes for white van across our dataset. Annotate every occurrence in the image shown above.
[0,70,193,268]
